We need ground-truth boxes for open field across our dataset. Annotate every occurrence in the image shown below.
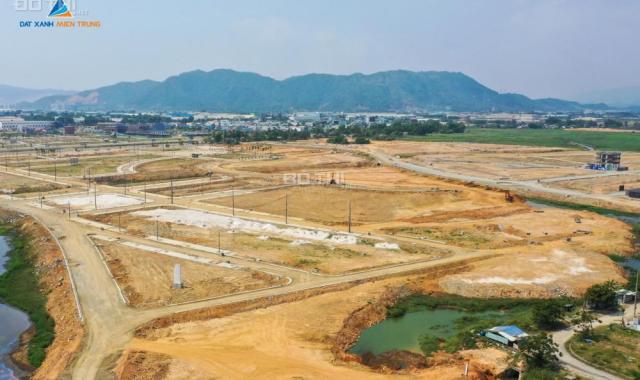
[83,206,441,274]
[550,174,640,194]
[92,239,286,308]
[217,146,374,174]
[404,127,640,152]
[145,175,281,197]
[0,172,64,194]
[32,154,159,177]
[206,185,467,226]
[48,193,146,211]
[96,157,218,185]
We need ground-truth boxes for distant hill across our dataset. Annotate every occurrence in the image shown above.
[574,86,640,108]
[0,85,75,106]
[25,69,602,113]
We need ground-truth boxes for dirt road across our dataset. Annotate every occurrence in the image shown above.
[0,191,496,379]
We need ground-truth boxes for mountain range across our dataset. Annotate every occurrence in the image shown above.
[20,69,606,113]
[0,85,74,106]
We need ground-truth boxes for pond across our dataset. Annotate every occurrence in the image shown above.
[0,236,30,380]
[349,309,495,356]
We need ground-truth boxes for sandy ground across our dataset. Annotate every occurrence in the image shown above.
[440,248,625,298]
[550,174,640,194]
[206,185,469,226]
[366,141,640,182]
[94,240,286,308]
[49,193,146,210]
[0,172,63,194]
[86,207,440,274]
[122,272,505,380]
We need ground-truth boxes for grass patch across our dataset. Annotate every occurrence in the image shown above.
[0,226,54,368]
[568,324,640,379]
[404,127,640,152]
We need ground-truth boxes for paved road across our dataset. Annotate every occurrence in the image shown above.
[552,307,634,380]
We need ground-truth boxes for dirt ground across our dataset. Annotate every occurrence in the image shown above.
[0,211,84,380]
[119,266,509,380]
[365,140,640,182]
[206,185,469,226]
[32,154,158,177]
[218,146,374,174]
[0,172,64,194]
[85,207,443,274]
[550,174,640,194]
[93,239,285,307]
[146,175,280,197]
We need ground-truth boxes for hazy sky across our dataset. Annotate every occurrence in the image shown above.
[2,0,639,99]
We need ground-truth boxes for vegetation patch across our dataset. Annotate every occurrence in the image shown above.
[404,127,640,152]
[568,324,640,380]
[0,226,55,368]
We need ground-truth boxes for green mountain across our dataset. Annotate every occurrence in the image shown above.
[25,69,599,112]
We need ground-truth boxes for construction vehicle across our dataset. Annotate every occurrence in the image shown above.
[504,191,514,203]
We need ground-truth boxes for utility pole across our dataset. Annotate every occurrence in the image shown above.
[170,179,174,205]
[94,183,98,210]
[348,200,352,233]
[285,194,288,224]
[68,202,71,221]
[634,269,639,325]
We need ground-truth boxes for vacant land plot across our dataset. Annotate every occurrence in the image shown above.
[568,324,640,379]
[0,172,64,194]
[219,147,373,174]
[146,175,281,197]
[32,154,158,177]
[206,185,466,226]
[96,157,218,185]
[85,207,439,273]
[122,273,508,380]
[48,193,145,211]
[92,239,285,307]
[404,128,640,152]
[550,174,640,194]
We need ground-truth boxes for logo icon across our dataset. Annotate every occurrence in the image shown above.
[48,0,73,18]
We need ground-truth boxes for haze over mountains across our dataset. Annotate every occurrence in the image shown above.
[0,85,74,106]
[18,69,608,113]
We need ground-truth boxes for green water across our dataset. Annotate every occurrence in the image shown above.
[349,309,494,355]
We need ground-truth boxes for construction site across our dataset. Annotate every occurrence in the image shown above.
[0,137,636,380]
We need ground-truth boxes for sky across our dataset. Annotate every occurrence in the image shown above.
[2,0,639,100]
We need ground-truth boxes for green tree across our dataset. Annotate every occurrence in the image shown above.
[327,134,349,144]
[418,334,441,358]
[585,281,619,311]
[514,333,561,370]
[532,300,565,329]
[354,136,370,144]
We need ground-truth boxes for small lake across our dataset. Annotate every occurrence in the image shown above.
[349,309,495,356]
[0,236,30,380]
